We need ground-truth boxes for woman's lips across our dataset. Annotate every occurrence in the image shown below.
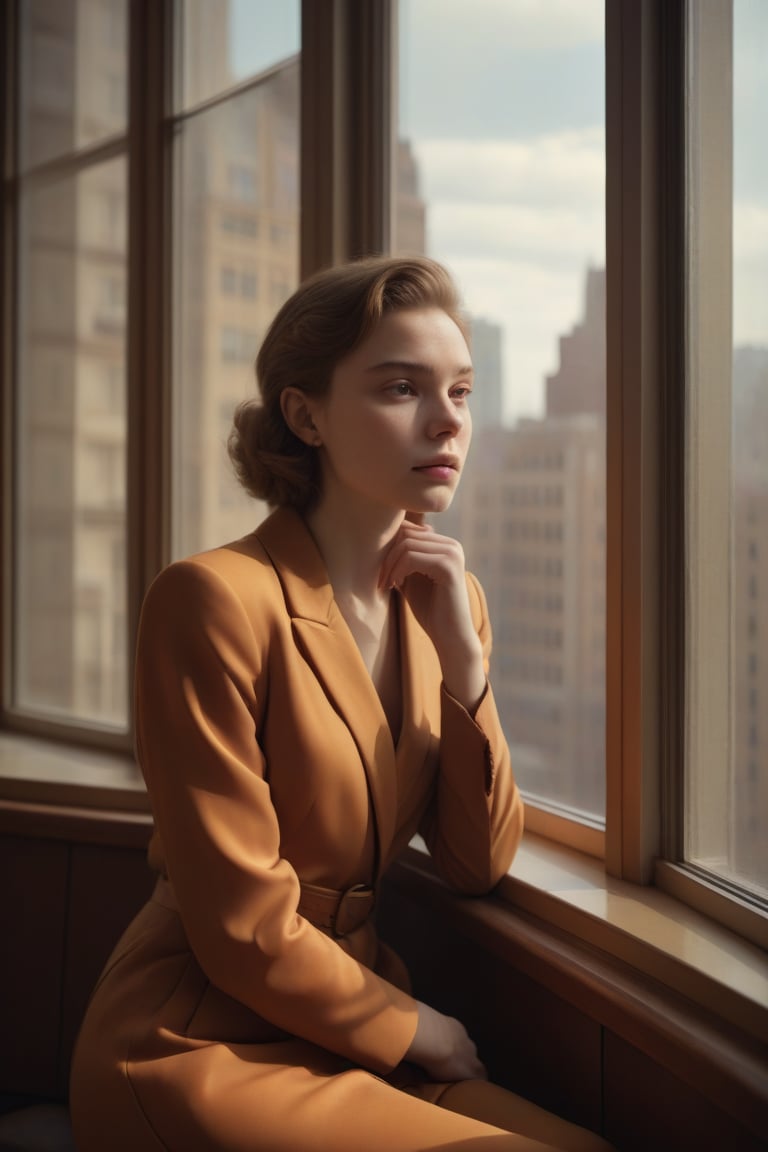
[413,464,457,481]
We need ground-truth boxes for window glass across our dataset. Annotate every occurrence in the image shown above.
[686,0,768,898]
[14,159,128,726]
[171,20,300,558]
[395,0,606,823]
[19,0,128,172]
[174,0,300,112]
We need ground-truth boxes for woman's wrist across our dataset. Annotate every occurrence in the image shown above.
[438,638,486,714]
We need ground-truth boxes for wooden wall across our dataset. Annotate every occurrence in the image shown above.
[1,810,766,1152]
[0,809,153,1101]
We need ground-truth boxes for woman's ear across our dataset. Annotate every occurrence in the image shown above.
[280,388,322,446]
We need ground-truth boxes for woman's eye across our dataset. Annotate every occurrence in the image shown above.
[390,381,415,396]
[451,385,472,402]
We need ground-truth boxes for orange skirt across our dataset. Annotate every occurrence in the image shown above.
[70,896,613,1152]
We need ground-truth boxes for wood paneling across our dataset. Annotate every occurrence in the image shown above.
[58,844,154,1093]
[603,1030,768,1152]
[0,831,152,1100]
[0,837,68,1095]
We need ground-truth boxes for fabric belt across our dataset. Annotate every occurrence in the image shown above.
[152,876,375,938]
[297,881,376,937]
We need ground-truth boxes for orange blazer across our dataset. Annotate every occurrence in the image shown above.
[131,505,524,1076]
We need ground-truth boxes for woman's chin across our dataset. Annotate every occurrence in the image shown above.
[406,492,456,517]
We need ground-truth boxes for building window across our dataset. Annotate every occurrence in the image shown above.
[220,328,259,364]
[228,164,258,203]
[241,270,258,298]
[221,211,259,238]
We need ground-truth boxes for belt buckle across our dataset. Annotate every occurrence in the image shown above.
[334,883,374,937]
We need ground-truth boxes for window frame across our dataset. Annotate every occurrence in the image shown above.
[0,0,765,952]
[0,0,167,757]
[604,0,666,886]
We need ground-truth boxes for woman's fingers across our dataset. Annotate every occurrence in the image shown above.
[379,523,465,591]
[404,1001,488,1083]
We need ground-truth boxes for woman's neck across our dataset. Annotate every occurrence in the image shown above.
[304,494,404,602]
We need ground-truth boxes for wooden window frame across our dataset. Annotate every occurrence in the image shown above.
[0,0,168,758]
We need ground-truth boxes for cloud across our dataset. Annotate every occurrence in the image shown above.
[401,0,604,52]
[413,130,604,209]
[734,201,768,262]
[428,201,604,267]
[734,201,768,345]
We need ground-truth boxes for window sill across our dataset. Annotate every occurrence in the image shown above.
[410,833,767,1049]
[0,731,149,813]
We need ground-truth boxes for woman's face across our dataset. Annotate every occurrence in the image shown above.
[309,307,473,518]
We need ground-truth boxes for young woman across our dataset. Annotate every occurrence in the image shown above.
[70,257,613,1151]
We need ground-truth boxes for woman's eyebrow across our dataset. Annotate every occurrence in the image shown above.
[366,359,474,377]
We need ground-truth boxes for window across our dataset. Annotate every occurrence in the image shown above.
[2,0,300,738]
[11,0,129,732]
[228,164,258,203]
[220,211,259,237]
[683,0,768,902]
[394,0,606,838]
[172,0,300,559]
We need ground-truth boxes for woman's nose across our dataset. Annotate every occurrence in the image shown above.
[426,396,464,439]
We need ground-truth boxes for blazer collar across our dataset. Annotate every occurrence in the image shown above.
[254,506,336,624]
[255,507,399,877]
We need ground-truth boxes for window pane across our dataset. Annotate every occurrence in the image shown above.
[686,0,768,899]
[394,0,606,823]
[15,159,128,727]
[174,0,300,112]
[19,0,128,172]
[171,58,300,558]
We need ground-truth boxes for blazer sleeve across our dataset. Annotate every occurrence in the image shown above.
[135,558,418,1075]
[418,572,525,894]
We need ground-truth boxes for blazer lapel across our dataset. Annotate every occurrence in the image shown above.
[255,508,398,879]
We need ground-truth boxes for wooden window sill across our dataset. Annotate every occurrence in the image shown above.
[410,833,767,1050]
[0,732,149,813]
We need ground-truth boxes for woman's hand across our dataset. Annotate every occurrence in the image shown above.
[404,1000,487,1082]
[379,519,486,711]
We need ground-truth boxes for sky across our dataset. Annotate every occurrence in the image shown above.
[398,0,605,420]
[228,0,768,423]
[733,0,768,359]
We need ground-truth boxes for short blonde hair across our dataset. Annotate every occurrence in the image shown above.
[228,255,466,509]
